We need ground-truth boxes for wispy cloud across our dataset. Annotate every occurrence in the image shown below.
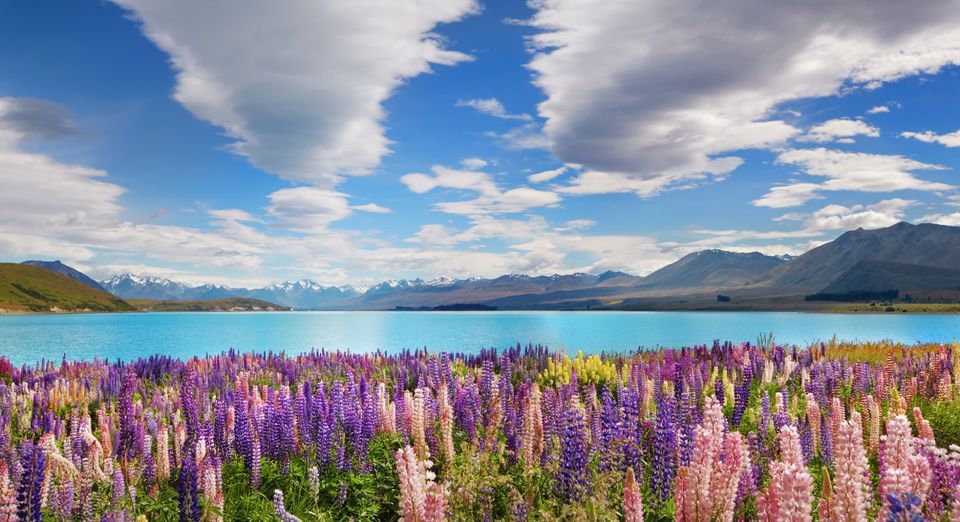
[456,98,532,121]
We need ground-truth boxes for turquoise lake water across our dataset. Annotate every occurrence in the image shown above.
[0,311,958,365]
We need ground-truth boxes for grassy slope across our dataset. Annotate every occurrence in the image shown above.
[0,263,134,312]
[128,297,289,312]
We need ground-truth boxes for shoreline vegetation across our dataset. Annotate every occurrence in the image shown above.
[3,339,960,520]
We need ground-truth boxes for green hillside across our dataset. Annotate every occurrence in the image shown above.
[0,263,134,312]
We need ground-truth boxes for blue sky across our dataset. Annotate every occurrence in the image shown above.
[1,0,959,286]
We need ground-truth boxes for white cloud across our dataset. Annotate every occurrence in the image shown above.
[798,118,879,143]
[900,129,960,147]
[401,164,561,215]
[352,203,392,214]
[867,105,891,114]
[456,98,532,121]
[527,166,567,183]
[487,123,551,150]
[754,148,952,207]
[527,0,960,196]
[266,187,354,231]
[461,157,488,169]
[918,212,960,226]
[208,209,260,223]
[111,0,477,186]
[436,187,560,215]
[401,165,499,196]
[560,156,743,197]
[804,198,915,230]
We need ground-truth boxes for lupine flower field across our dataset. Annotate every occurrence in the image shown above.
[2,340,960,521]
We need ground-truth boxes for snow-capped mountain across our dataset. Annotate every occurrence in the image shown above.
[98,271,646,309]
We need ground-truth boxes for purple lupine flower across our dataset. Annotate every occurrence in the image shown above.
[278,387,295,473]
[181,369,200,449]
[556,401,589,500]
[714,377,725,405]
[17,440,45,522]
[820,412,833,465]
[178,455,201,522]
[651,395,677,508]
[620,387,642,473]
[598,388,621,472]
[760,394,771,438]
[112,469,126,502]
[214,399,228,459]
[57,481,75,521]
[799,418,814,463]
[116,366,138,462]
[732,374,751,428]
[315,387,334,469]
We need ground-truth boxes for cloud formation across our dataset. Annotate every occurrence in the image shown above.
[798,118,879,143]
[901,129,960,147]
[456,98,532,121]
[527,0,960,196]
[0,97,78,141]
[401,164,561,215]
[111,0,478,186]
[754,148,952,207]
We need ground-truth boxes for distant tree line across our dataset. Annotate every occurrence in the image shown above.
[804,290,899,302]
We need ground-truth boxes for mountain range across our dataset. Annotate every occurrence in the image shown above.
[30,222,960,310]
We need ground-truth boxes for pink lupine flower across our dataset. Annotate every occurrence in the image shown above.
[483,378,502,452]
[674,396,746,522]
[438,383,455,470]
[757,425,813,522]
[833,411,870,521]
[829,397,842,452]
[866,395,880,455]
[0,463,15,522]
[395,445,447,522]
[623,466,643,522]
[912,407,934,440]
[879,414,932,518]
[412,387,429,460]
[156,424,171,482]
[805,393,820,456]
[818,467,835,522]
[521,383,544,473]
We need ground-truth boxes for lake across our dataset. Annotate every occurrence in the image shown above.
[0,310,958,365]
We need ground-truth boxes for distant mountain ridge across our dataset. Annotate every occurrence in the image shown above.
[94,221,960,309]
[759,222,960,292]
[640,249,785,289]
[21,260,106,292]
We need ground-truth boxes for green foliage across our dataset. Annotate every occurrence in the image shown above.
[917,398,960,448]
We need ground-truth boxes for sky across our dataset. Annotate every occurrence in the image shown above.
[1,0,960,287]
